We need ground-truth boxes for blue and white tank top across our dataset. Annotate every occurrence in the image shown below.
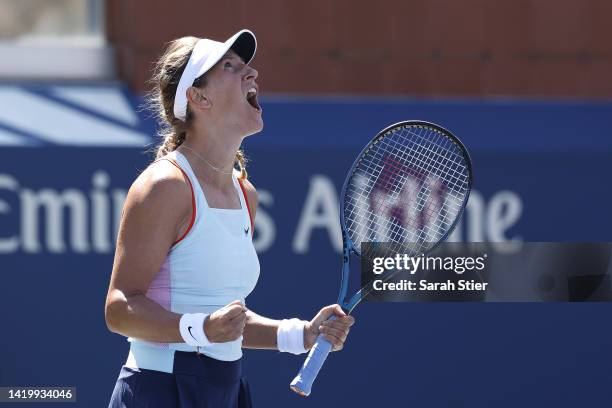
[127,150,260,362]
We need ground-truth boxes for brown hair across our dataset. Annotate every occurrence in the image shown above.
[146,36,248,179]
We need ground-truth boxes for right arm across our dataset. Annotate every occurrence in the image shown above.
[104,161,246,344]
[104,161,192,343]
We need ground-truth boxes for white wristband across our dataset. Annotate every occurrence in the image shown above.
[277,318,308,355]
[179,313,212,347]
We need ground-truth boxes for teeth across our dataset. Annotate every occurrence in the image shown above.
[247,87,257,98]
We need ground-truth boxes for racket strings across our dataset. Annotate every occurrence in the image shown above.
[344,124,470,260]
[384,126,468,197]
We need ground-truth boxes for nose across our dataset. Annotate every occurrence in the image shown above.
[244,65,258,81]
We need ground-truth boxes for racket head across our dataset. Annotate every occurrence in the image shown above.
[340,120,473,261]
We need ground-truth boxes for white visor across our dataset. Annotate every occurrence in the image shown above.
[173,29,257,121]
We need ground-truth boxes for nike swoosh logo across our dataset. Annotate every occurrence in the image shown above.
[187,326,197,340]
[244,226,250,235]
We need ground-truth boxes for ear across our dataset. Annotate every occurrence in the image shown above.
[186,86,212,110]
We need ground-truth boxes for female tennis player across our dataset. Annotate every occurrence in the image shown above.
[105,29,355,407]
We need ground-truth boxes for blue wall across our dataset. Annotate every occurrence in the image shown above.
[1,89,612,407]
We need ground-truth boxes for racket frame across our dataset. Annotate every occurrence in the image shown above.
[337,120,473,312]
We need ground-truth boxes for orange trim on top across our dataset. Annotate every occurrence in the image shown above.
[154,157,197,246]
[237,177,254,237]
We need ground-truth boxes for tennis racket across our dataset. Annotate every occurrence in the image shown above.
[290,120,473,396]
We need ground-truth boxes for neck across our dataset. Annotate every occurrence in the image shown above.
[180,126,242,188]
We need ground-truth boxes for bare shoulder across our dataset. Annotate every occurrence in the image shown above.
[128,160,190,206]
[120,159,192,235]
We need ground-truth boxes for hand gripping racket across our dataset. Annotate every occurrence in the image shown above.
[290,120,473,396]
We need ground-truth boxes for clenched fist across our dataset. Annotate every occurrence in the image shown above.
[204,300,247,343]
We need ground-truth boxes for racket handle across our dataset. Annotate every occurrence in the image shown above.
[290,332,333,396]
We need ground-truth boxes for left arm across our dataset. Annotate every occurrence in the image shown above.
[242,310,279,349]
[243,306,354,351]
[239,178,355,351]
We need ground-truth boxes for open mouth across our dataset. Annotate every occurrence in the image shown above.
[246,87,261,112]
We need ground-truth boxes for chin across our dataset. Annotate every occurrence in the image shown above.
[244,116,264,137]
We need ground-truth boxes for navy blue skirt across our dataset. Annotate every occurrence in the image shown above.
[108,351,252,408]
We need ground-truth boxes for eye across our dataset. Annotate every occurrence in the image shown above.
[224,61,232,69]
